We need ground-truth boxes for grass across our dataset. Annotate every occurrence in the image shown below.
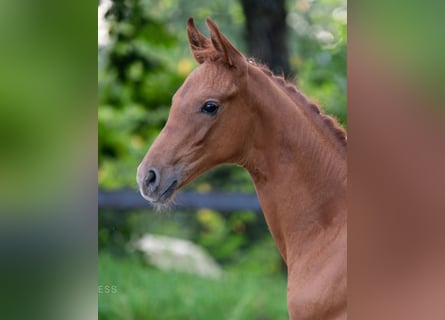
[99,253,288,320]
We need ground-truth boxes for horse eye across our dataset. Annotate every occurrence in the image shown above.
[201,101,219,115]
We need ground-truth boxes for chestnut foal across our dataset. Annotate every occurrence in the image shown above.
[137,18,347,320]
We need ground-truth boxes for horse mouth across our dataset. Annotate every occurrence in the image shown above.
[153,180,178,203]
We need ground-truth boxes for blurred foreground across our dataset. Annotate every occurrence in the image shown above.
[99,252,288,320]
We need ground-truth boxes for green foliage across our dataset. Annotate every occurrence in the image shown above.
[99,0,185,189]
[195,209,258,262]
[99,253,288,320]
[235,237,284,275]
[287,0,347,125]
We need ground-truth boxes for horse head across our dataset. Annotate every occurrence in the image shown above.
[137,18,252,207]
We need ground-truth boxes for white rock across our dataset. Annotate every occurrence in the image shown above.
[134,234,222,278]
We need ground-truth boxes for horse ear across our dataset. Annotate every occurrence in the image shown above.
[187,17,212,64]
[206,17,247,70]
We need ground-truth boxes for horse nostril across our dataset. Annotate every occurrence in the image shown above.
[148,170,156,183]
[145,168,159,189]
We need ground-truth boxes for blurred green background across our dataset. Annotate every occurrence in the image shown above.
[98,0,346,319]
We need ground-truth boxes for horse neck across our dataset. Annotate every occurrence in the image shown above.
[241,66,347,263]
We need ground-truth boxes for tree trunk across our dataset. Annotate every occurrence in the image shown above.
[240,0,292,78]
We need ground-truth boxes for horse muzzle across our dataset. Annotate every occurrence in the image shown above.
[136,166,178,204]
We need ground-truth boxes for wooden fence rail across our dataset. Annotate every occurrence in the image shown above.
[99,189,262,212]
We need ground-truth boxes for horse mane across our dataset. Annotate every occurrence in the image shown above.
[249,59,347,148]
